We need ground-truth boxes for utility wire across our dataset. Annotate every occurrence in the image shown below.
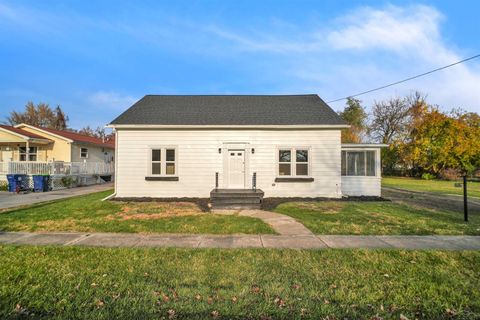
[326,54,480,103]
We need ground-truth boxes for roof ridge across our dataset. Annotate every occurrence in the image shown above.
[143,94,319,97]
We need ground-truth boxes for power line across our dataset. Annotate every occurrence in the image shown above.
[326,54,480,104]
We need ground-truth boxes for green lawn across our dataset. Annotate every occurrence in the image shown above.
[0,191,274,234]
[275,201,480,235]
[0,245,478,319]
[383,176,480,198]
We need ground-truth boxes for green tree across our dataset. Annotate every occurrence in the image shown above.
[338,97,367,143]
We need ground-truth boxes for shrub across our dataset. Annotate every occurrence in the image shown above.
[421,172,436,180]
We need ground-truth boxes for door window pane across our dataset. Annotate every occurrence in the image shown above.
[279,164,291,176]
[366,151,376,176]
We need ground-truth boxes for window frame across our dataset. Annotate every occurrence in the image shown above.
[80,147,89,159]
[19,146,38,162]
[276,147,311,177]
[148,146,178,177]
[341,149,377,177]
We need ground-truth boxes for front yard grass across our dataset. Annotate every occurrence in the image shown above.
[275,201,480,235]
[0,245,478,319]
[0,191,274,234]
[383,176,480,198]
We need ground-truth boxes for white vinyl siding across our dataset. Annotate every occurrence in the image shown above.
[115,129,342,198]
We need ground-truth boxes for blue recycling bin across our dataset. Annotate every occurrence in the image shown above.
[33,175,50,192]
[6,174,29,192]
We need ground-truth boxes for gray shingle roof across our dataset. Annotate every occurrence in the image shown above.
[109,94,346,126]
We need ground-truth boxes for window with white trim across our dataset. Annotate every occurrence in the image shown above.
[150,148,177,176]
[341,150,376,176]
[19,147,37,161]
[80,147,89,158]
[278,148,309,176]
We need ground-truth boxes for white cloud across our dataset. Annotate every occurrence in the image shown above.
[88,91,137,110]
[205,4,480,112]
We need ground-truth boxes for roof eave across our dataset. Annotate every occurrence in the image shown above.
[14,124,75,143]
[107,124,350,129]
[341,143,389,148]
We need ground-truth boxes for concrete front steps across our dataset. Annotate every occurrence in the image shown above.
[210,189,264,209]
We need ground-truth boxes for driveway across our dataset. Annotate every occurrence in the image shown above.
[0,183,113,210]
[382,187,480,215]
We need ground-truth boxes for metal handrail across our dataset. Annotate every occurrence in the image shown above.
[215,172,219,191]
[252,172,256,191]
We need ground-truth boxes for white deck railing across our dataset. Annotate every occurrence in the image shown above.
[0,161,114,175]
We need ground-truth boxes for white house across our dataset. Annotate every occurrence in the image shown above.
[108,95,386,208]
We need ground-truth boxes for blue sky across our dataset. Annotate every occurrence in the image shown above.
[1,0,479,129]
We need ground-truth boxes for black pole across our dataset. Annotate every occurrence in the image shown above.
[463,175,468,222]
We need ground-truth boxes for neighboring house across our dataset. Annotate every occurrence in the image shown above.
[0,124,115,164]
[109,94,386,206]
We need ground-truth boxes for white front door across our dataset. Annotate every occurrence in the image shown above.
[228,150,245,188]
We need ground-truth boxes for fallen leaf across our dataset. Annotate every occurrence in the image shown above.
[167,309,176,319]
[300,308,308,316]
[14,304,28,315]
[292,284,301,290]
[95,300,104,308]
[195,294,202,301]
[91,283,97,287]
[251,285,261,293]
[399,314,409,320]
[446,308,457,316]
[383,274,390,278]
[231,296,238,303]
[163,295,170,302]
[329,284,337,289]
[324,299,330,305]
[274,297,286,308]
[211,310,220,318]
[207,296,213,304]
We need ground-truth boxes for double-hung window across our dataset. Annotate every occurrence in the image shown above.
[341,150,376,176]
[80,148,89,159]
[19,147,37,161]
[278,148,310,176]
[150,147,177,176]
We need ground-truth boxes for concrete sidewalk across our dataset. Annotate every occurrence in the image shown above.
[0,183,113,210]
[1,232,479,250]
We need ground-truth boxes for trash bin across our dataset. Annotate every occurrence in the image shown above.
[33,175,50,192]
[6,174,29,192]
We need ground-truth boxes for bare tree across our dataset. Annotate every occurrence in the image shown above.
[369,97,410,144]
